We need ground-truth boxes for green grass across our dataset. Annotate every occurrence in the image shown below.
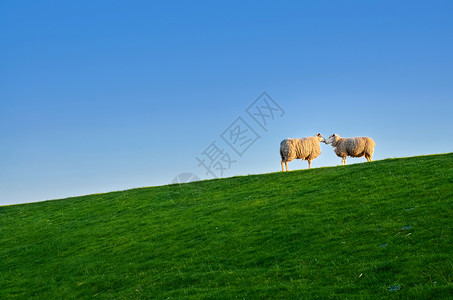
[1,153,452,299]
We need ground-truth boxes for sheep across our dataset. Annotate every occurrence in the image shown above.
[324,134,375,165]
[280,133,325,171]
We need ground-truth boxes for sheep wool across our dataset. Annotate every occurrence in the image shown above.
[280,133,325,171]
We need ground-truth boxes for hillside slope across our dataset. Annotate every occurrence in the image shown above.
[1,153,452,299]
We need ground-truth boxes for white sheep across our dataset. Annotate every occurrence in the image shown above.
[280,133,325,171]
[324,134,375,165]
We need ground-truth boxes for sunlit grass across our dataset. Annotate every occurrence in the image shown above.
[1,153,452,298]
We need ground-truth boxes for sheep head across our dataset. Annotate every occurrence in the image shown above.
[316,133,326,143]
[325,134,340,145]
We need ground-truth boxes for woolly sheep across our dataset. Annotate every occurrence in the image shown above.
[324,134,375,165]
[280,133,325,171]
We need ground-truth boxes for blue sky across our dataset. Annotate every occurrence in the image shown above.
[1,1,452,205]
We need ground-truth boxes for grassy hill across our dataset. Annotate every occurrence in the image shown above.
[1,153,452,299]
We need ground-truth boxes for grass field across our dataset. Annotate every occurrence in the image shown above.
[1,153,452,299]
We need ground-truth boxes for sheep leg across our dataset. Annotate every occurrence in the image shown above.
[285,161,289,171]
[342,157,347,165]
[281,161,285,172]
[308,160,312,169]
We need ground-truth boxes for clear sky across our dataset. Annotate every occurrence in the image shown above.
[1,1,452,206]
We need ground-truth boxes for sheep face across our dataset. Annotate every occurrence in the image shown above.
[316,133,326,143]
[325,134,339,145]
